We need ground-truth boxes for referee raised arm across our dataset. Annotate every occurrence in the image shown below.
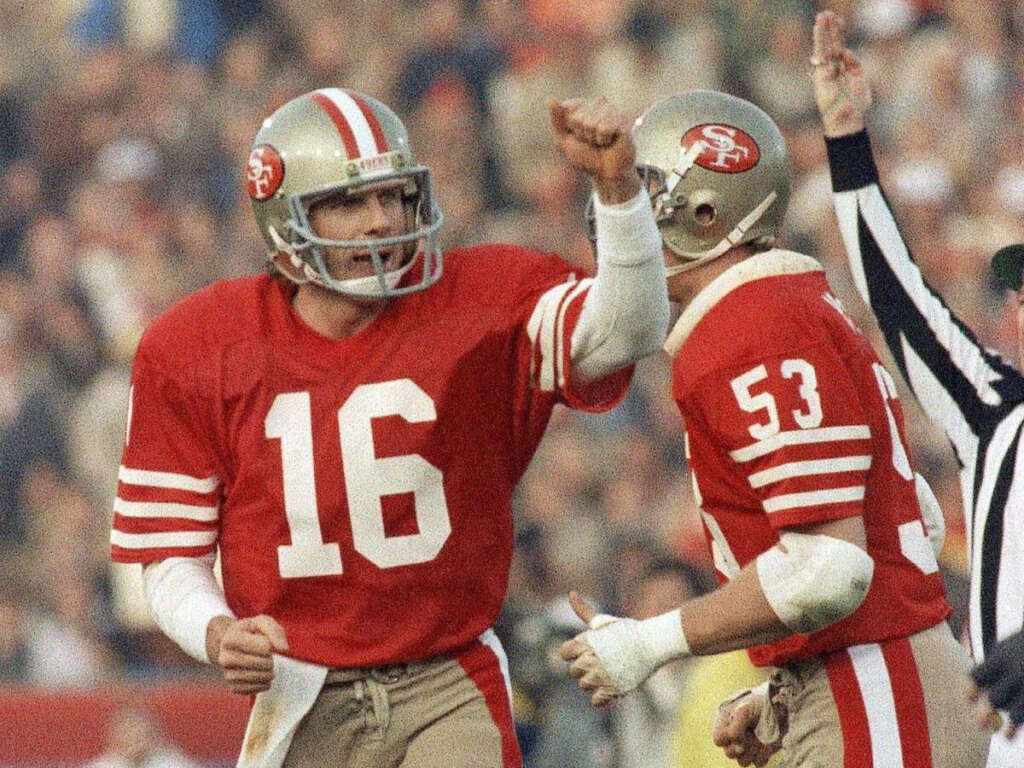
[812,10,1024,767]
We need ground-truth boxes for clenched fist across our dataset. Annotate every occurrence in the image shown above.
[549,97,639,205]
[206,614,289,695]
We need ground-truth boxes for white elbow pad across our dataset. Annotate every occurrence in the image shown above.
[756,532,874,634]
[143,555,233,663]
[914,472,946,557]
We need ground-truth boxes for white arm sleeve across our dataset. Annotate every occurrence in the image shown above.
[143,554,234,663]
[570,188,669,382]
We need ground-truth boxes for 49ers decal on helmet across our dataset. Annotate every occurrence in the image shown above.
[246,144,284,201]
[682,124,760,173]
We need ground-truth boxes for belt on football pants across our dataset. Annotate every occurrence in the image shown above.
[323,652,449,685]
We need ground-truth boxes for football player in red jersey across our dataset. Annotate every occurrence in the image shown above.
[110,89,669,768]
[558,89,989,767]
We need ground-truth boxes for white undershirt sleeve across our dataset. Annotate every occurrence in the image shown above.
[143,554,234,663]
[570,188,669,382]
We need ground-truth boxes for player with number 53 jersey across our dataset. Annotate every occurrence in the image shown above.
[558,90,988,768]
[110,88,669,768]
[669,255,948,665]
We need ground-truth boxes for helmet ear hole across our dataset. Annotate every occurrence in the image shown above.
[695,203,716,226]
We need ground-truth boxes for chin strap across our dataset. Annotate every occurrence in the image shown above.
[269,227,313,285]
[653,141,707,221]
[664,191,778,276]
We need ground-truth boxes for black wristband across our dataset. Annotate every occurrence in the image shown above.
[825,131,878,192]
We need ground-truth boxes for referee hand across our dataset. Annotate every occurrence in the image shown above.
[969,630,1024,738]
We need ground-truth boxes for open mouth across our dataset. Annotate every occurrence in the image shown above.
[351,250,394,265]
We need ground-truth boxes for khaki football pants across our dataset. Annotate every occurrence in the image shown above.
[766,622,990,767]
[282,635,521,768]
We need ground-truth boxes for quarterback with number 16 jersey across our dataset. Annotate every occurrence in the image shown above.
[108,86,670,768]
[111,249,631,668]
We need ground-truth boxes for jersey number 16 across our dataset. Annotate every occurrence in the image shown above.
[265,379,452,579]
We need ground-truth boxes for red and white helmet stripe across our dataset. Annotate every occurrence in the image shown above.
[310,88,389,158]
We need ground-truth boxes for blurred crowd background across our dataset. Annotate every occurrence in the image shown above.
[1,0,1021,765]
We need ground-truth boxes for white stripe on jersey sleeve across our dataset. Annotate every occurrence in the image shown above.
[318,88,380,157]
[847,644,906,768]
[555,278,593,390]
[125,384,134,446]
[114,497,219,522]
[118,465,220,494]
[110,529,218,550]
[762,486,866,514]
[747,456,872,489]
[729,425,871,463]
[526,279,576,392]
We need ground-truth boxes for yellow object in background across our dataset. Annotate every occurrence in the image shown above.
[670,651,782,768]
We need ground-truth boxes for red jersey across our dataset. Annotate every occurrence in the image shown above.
[665,250,949,667]
[111,245,630,667]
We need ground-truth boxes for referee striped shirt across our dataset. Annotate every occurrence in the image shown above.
[827,130,1024,663]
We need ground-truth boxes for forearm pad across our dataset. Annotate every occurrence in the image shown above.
[756,532,874,634]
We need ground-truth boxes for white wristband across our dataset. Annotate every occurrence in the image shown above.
[584,609,689,695]
[639,608,690,665]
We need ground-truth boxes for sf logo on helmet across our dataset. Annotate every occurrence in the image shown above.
[682,124,760,173]
[246,144,285,201]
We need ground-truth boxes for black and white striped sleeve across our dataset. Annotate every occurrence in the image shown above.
[826,131,1024,468]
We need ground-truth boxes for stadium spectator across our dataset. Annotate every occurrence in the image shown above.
[85,705,202,768]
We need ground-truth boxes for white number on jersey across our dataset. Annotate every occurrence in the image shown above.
[871,363,914,481]
[713,358,935,577]
[730,359,824,439]
[266,380,452,579]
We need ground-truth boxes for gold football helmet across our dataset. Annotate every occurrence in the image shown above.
[247,88,444,297]
[632,90,792,273]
